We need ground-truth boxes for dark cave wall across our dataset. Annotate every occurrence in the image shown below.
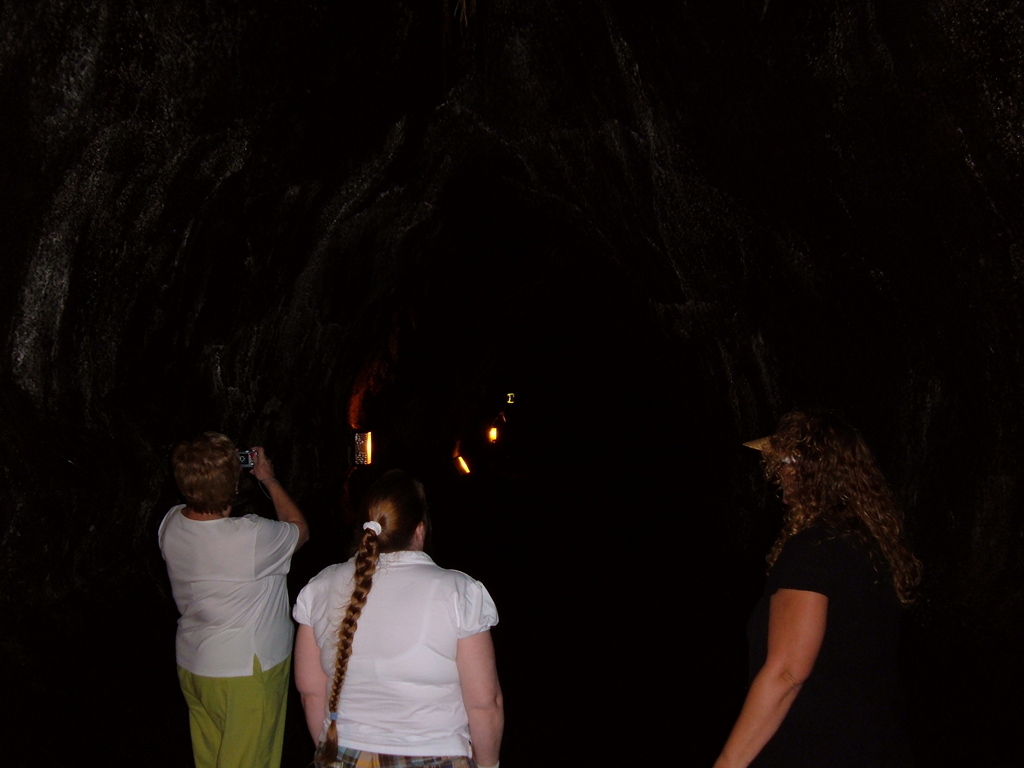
[1,1,1023,763]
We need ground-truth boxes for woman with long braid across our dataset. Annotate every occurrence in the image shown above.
[294,470,503,768]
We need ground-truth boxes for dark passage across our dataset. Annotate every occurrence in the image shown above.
[1,2,1022,766]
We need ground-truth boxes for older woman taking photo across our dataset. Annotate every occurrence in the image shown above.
[715,410,922,768]
[294,469,503,768]
[159,432,309,768]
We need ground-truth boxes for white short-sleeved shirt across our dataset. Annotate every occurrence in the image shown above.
[293,550,498,757]
[158,504,300,677]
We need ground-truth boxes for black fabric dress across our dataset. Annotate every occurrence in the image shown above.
[747,527,914,768]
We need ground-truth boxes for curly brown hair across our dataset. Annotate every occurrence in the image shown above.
[315,469,428,768]
[762,410,922,605]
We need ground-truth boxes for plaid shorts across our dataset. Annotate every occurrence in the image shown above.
[327,747,476,768]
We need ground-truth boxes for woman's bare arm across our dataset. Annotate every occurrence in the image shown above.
[713,589,828,768]
[295,623,330,744]
[457,630,503,767]
[250,446,310,547]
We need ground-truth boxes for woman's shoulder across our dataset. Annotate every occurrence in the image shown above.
[788,525,876,567]
[405,558,498,634]
[383,551,476,578]
[410,555,486,589]
[295,560,353,607]
[387,552,491,598]
[780,524,888,591]
[303,559,355,589]
[157,504,185,532]
[773,526,864,588]
[444,566,488,589]
[788,524,862,552]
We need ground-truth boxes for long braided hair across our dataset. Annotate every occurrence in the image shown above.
[762,410,922,605]
[315,470,428,767]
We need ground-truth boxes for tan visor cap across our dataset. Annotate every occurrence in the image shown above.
[742,435,773,452]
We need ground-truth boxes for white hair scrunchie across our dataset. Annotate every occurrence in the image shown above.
[362,520,382,536]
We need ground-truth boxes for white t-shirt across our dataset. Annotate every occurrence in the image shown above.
[158,504,300,677]
[293,550,498,757]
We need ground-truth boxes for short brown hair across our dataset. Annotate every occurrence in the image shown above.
[172,432,241,514]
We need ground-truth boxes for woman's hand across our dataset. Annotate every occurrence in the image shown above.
[249,446,275,482]
[713,589,828,768]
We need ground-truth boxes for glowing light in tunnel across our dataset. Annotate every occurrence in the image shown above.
[506,393,515,404]
[456,456,471,474]
[488,426,498,443]
[355,432,372,465]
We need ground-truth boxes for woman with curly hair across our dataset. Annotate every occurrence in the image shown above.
[714,410,922,768]
[293,469,502,768]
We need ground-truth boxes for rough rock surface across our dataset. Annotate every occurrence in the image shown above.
[1,2,1021,765]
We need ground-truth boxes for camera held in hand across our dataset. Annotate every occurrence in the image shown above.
[238,449,255,469]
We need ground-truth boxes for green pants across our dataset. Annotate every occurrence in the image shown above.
[177,655,290,768]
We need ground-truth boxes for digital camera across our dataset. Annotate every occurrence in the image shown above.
[238,449,255,469]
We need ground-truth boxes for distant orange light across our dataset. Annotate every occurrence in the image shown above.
[488,426,498,443]
[456,456,471,474]
[355,432,372,465]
